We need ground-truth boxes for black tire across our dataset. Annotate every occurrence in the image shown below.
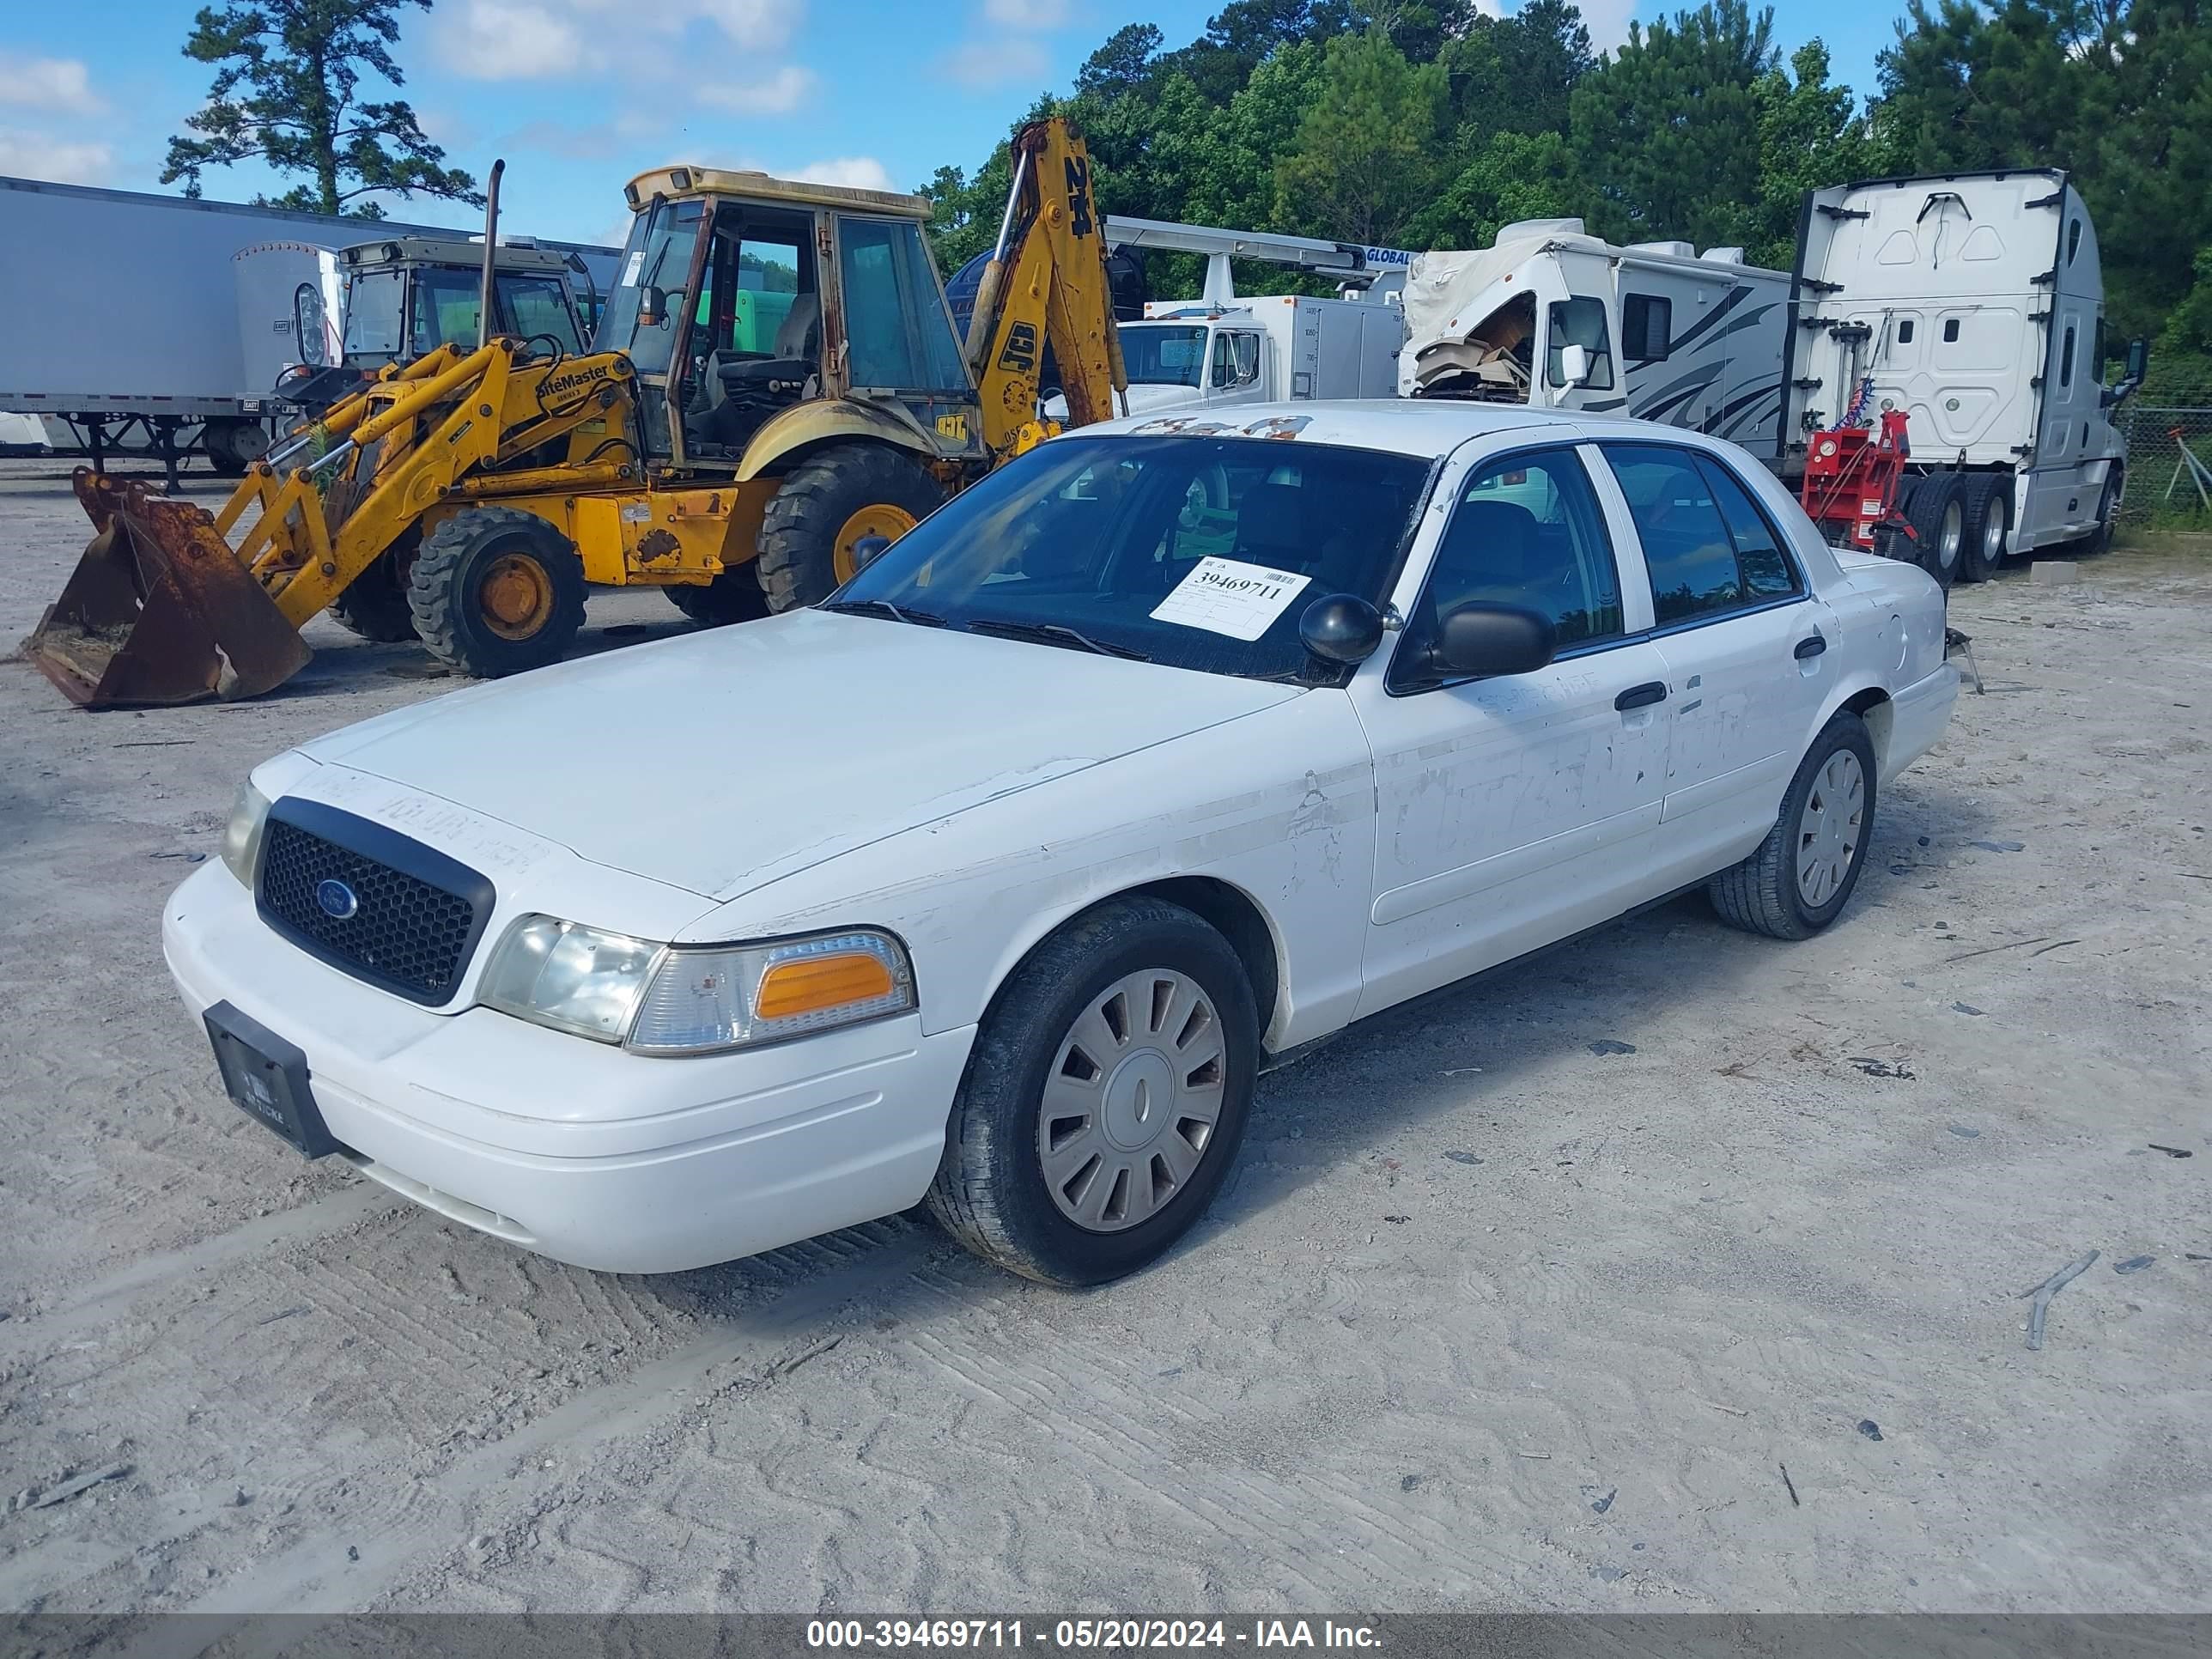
[1902,472,1965,592]
[665,562,769,626]
[1957,474,2011,585]
[329,544,420,642]
[408,507,586,678]
[2081,470,2123,556]
[1708,712,1880,941]
[755,443,945,613]
[926,896,1261,1287]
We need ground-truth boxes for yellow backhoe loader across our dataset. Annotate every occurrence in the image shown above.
[26,119,1126,708]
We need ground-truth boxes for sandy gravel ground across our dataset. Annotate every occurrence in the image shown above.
[0,457,2206,1618]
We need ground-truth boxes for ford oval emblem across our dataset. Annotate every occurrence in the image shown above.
[315,878,360,921]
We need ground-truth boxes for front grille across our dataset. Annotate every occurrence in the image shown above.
[257,799,495,1006]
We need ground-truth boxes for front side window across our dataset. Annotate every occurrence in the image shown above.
[340,270,405,358]
[838,216,967,392]
[497,273,582,351]
[1121,325,1207,388]
[833,434,1429,681]
[595,199,704,376]
[1602,443,1802,623]
[1547,296,1615,389]
[1392,447,1622,691]
[1212,331,1261,388]
[410,266,485,355]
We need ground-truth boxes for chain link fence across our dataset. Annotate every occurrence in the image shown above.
[2115,404,2212,526]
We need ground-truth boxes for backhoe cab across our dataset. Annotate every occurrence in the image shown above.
[24,119,1124,707]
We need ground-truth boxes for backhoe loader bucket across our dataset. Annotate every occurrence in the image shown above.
[22,469,312,708]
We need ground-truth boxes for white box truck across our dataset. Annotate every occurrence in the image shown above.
[1776,168,2142,582]
[0,175,618,477]
[1400,219,1794,454]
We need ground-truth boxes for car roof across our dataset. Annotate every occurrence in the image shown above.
[1074,399,1643,460]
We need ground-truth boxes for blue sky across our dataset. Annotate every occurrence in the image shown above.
[1,0,1905,247]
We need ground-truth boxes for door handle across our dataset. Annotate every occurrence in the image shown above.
[1794,632,1828,660]
[1614,681,1668,711]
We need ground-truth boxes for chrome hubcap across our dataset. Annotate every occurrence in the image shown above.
[1982,503,2007,561]
[1039,969,1226,1233]
[1936,499,1964,572]
[1797,749,1865,908]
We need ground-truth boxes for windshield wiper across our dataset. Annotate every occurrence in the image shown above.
[819,598,949,628]
[963,617,1152,661]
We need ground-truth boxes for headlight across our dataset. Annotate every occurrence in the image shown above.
[628,929,915,1055]
[480,915,665,1042]
[220,782,272,888]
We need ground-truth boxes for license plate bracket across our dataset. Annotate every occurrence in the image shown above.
[203,1000,341,1159]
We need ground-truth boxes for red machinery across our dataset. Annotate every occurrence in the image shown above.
[1798,405,1913,551]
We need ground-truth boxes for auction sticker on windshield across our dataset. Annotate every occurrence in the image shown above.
[1151,556,1311,641]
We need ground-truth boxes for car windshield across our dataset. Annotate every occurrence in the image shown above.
[1120,325,1209,388]
[830,434,1431,681]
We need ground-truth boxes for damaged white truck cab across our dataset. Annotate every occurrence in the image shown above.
[166,402,1956,1288]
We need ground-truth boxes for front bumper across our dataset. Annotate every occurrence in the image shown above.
[163,862,974,1273]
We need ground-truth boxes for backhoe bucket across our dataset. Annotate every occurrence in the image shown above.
[22,469,312,708]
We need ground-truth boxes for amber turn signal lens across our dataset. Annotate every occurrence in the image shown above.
[754,951,897,1020]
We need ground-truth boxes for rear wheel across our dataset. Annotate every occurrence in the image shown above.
[665,562,769,626]
[329,541,420,642]
[927,896,1260,1286]
[755,444,945,612]
[1708,713,1878,940]
[409,507,586,678]
[1902,473,1965,592]
[1958,474,2011,584]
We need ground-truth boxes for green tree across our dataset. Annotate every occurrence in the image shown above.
[1751,40,1881,265]
[1569,0,1779,250]
[1275,31,1449,245]
[162,0,478,218]
[1407,130,1592,248]
[1440,0,1595,138]
[1870,0,2087,174]
[2081,0,2212,337]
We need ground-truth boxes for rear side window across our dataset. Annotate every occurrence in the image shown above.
[1622,293,1672,362]
[1601,445,1803,621]
[2060,325,2076,388]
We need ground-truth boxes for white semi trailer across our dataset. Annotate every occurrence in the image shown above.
[1777,167,2142,583]
[0,175,618,477]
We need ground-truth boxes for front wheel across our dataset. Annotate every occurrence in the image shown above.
[2081,471,2123,556]
[755,444,945,612]
[927,896,1260,1286]
[1707,713,1879,940]
[409,507,586,678]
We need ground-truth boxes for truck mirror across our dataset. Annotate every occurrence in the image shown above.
[638,286,666,328]
[2124,337,2148,381]
[1559,343,1593,388]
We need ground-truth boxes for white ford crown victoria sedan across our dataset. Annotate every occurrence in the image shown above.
[165,403,1957,1285]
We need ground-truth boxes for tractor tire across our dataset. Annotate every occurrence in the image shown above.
[755,443,945,613]
[408,507,586,678]
[665,562,770,626]
[329,544,420,642]
[1901,472,1966,592]
[1957,474,2012,585]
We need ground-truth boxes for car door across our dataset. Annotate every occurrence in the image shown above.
[1349,438,1671,1018]
[1595,441,1832,887]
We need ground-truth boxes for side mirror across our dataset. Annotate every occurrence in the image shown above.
[2125,337,2149,381]
[1298,594,1386,665]
[1435,602,1555,678]
[637,285,666,328]
[1559,343,1593,388]
[849,533,891,572]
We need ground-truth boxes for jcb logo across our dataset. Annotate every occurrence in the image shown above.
[998,321,1039,375]
[935,412,969,441]
[1064,156,1094,239]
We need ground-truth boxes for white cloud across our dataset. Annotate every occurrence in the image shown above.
[0,126,112,184]
[790,156,895,192]
[696,0,804,48]
[1575,0,1639,51]
[939,40,1050,88]
[0,53,103,115]
[435,0,584,79]
[698,64,816,115]
[982,0,1069,26]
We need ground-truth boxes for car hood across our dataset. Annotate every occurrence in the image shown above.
[300,609,1302,900]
